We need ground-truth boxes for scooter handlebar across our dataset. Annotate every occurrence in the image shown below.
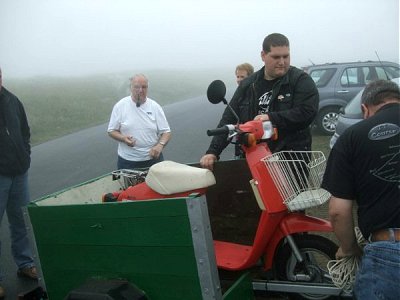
[207,124,236,136]
[207,127,228,136]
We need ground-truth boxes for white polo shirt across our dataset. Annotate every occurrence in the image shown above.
[107,96,171,161]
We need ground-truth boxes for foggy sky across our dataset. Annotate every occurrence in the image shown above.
[1,0,399,78]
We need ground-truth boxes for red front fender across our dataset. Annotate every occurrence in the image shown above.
[279,213,333,234]
[262,213,333,270]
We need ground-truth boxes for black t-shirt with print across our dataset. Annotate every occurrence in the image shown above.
[321,103,400,238]
[257,78,279,115]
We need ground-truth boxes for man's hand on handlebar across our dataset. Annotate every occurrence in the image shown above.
[254,114,270,121]
[200,154,217,171]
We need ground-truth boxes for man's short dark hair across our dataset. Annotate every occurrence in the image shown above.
[262,33,290,53]
[361,79,400,106]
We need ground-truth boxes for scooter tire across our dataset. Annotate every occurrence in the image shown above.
[274,234,338,300]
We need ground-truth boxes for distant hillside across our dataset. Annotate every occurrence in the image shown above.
[5,68,235,145]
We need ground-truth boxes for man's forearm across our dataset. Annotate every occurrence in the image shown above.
[159,132,171,145]
[108,130,125,142]
[331,212,358,253]
[329,196,359,255]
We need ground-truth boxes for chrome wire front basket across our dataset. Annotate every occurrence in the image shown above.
[263,151,331,211]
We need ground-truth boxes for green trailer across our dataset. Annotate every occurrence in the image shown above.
[27,160,256,300]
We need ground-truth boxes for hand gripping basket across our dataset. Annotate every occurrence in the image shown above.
[263,151,331,211]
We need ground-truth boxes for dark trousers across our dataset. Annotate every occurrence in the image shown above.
[117,154,164,170]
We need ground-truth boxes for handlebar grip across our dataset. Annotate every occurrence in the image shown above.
[207,126,229,136]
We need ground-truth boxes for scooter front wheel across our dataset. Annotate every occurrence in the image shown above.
[274,234,338,300]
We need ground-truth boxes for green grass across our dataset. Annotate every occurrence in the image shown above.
[311,131,331,157]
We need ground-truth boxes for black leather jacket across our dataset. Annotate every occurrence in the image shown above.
[206,66,319,157]
[0,87,31,176]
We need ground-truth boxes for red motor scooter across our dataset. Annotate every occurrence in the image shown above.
[105,80,347,299]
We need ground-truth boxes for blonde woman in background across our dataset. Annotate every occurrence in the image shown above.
[235,63,254,85]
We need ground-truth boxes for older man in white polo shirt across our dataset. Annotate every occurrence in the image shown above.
[108,74,171,169]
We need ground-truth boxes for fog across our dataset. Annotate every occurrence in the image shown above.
[1,0,399,78]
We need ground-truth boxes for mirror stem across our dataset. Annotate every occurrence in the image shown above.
[224,99,240,124]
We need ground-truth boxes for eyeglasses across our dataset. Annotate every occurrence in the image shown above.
[133,85,148,90]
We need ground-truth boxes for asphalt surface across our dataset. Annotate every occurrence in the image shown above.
[0,95,235,299]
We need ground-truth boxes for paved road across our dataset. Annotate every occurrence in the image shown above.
[0,95,235,298]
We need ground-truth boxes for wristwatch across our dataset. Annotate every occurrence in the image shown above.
[159,141,166,146]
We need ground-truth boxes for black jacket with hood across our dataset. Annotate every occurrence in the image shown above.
[206,66,319,158]
[0,87,31,176]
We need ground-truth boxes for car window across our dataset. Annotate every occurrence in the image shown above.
[375,67,389,80]
[309,68,336,87]
[377,66,400,80]
[363,66,378,83]
[340,67,364,86]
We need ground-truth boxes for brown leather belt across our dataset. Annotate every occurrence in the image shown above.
[370,228,400,242]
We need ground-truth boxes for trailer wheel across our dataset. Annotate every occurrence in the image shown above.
[274,234,338,300]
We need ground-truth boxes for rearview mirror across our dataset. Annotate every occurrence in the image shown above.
[206,79,240,124]
[207,80,227,104]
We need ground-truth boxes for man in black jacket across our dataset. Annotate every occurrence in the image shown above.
[200,33,318,170]
[0,68,37,298]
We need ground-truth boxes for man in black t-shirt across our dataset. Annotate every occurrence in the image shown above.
[322,79,400,299]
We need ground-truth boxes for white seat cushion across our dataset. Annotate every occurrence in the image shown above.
[145,161,216,195]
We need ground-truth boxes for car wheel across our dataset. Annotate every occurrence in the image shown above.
[317,107,340,135]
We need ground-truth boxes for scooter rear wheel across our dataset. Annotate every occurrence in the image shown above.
[274,234,338,300]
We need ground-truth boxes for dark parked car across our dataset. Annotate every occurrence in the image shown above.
[305,61,400,135]
[329,77,400,148]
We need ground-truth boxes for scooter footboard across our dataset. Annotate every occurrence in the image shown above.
[263,213,333,270]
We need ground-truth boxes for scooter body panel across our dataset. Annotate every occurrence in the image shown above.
[214,210,286,271]
[244,143,287,213]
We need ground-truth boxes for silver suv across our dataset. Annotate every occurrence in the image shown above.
[305,61,399,135]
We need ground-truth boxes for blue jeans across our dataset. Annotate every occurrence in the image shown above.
[0,172,34,281]
[117,154,164,170]
[354,240,400,300]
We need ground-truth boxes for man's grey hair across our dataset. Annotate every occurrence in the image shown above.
[361,79,400,106]
[130,73,148,83]
[129,74,149,89]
